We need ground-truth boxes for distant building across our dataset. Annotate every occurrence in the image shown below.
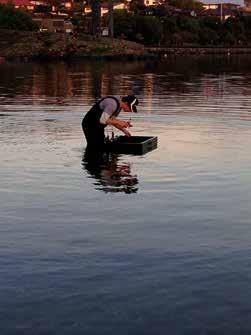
[201,2,240,20]
[48,0,73,15]
[33,16,73,32]
[0,0,34,11]
[84,1,128,17]
[202,2,240,10]
[142,3,199,16]
[144,0,160,6]
[243,0,251,10]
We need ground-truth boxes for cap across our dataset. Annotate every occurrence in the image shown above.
[121,95,139,113]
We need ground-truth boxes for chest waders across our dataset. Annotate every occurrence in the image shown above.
[82,97,120,150]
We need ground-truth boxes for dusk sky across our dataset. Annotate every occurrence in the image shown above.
[202,0,244,4]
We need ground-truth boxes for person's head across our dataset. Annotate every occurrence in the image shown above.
[121,95,139,113]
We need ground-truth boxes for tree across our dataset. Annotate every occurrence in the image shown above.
[221,31,235,45]
[0,3,38,31]
[169,0,204,11]
[224,17,244,37]
[90,0,101,36]
[113,10,163,44]
[199,27,219,45]
[135,15,163,44]
[129,0,146,14]
[200,16,221,31]
[113,9,136,39]
[151,4,170,17]
[177,15,200,32]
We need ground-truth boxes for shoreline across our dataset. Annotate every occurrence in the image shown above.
[146,46,251,56]
[2,47,251,62]
[1,30,251,62]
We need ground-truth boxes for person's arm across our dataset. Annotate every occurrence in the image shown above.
[99,98,132,136]
[106,117,132,137]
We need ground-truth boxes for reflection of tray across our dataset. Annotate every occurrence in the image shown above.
[105,136,158,155]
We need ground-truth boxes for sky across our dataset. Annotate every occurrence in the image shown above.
[201,0,244,5]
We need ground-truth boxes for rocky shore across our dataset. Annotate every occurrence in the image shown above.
[146,46,251,56]
[1,29,251,61]
[0,29,150,60]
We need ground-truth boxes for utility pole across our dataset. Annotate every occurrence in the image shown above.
[108,0,114,38]
[220,2,223,22]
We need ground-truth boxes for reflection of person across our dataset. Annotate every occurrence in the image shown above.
[82,95,139,150]
[82,149,138,194]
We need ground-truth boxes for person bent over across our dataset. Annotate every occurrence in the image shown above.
[82,95,139,151]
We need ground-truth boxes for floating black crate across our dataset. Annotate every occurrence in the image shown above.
[105,136,158,155]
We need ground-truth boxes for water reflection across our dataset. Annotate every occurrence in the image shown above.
[2,56,251,108]
[82,149,138,194]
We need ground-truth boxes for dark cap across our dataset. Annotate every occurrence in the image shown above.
[121,95,139,113]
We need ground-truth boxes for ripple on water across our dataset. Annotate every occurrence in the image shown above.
[1,58,251,334]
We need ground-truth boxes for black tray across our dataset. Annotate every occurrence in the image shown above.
[105,136,158,155]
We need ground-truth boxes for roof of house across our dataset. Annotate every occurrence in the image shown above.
[203,2,240,7]
[0,0,33,6]
[201,7,237,15]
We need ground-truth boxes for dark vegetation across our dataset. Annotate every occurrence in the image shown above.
[0,3,38,31]
[111,9,251,46]
[2,1,251,47]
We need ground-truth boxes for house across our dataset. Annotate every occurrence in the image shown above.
[201,3,240,20]
[202,2,240,10]
[243,0,251,11]
[144,0,160,6]
[32,0,74,16]
[0,0,34,11]
[33,15,73,32]
[142,3,198,16]
[84,1,128,17]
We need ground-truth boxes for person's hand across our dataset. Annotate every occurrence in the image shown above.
[106,118,133,136]
[122,128,131,137]
[120,120,132,129]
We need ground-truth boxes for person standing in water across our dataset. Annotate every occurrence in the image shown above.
[82,95,139,150]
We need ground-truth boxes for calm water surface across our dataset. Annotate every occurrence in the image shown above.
[1,56,251,334]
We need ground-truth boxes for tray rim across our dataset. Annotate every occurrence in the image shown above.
[115,135,158,145]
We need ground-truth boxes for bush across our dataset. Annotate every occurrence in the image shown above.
[169,0,204,11]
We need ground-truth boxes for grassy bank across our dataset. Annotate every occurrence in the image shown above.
[0,29,149,60]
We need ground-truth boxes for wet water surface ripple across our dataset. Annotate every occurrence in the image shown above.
[1,57,251,335]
